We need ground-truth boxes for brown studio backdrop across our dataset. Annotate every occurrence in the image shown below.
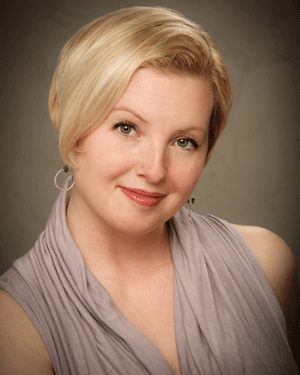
[0,0,299,275]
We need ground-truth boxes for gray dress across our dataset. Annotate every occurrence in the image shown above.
[0,179,298,374]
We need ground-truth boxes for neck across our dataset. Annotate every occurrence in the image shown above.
[66,190,172,281]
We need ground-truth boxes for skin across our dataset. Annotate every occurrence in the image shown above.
[232,224,300,367]
[67,68,213,272]
[66,68,214,374]
[0,67,299,374]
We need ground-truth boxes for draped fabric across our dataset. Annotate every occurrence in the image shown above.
[0,178,298,374]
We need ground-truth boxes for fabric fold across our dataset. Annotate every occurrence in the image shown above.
[0,177,298,374]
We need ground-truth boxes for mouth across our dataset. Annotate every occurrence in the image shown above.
[119,187,166,207]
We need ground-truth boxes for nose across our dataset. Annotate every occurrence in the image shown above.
[136,142,168,184]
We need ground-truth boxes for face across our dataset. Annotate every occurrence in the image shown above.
[71,67,214,236]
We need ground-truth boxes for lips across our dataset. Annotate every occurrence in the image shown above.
[119,187,166,207]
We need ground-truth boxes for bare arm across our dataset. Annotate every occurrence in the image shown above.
[0,288,55,375]
[232,224,300,368]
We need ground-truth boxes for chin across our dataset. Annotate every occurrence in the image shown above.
[110,215,167,236]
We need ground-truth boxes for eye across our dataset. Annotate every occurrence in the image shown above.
[175,138,199,149]
[113,121,136,135]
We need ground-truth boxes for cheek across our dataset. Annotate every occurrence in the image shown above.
[170,158,204,194]
[101,142,139,176]
[75,141,137,182]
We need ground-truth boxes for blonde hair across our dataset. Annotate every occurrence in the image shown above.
[49,6,232,167]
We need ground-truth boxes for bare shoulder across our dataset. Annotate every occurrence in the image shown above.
[231,224,297,314]
[0,288,54,374]
[231,224,300,364]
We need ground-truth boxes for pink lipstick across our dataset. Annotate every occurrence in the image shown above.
[119,187,166,207]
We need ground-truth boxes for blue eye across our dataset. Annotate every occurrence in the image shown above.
[114,121,136,135]
[175,138,199,149]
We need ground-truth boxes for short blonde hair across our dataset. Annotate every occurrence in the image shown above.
[49,6,232,167]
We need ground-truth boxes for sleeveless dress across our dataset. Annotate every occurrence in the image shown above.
[0,179,298,374]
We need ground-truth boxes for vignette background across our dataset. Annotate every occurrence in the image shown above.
[0,0,299,274]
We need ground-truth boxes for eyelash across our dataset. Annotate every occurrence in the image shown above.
[113,121,136,135]
[176,138,199,150]
[112,121,200,150]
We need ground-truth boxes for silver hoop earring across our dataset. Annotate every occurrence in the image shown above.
[54,165,75,191]
[187,196,195,222]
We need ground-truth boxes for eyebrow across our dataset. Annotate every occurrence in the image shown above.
[112,105,208,134]
[112,106,148,124]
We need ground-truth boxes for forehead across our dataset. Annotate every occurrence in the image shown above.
[114,67,214,127]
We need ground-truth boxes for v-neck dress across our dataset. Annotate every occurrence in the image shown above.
[0,178,298,374]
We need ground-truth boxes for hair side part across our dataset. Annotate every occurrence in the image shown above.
[49,6,232,167]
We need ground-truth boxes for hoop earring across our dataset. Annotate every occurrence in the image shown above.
[54,165,75,191]
[187,196,195,222]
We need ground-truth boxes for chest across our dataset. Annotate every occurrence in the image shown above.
[104,271,181,375]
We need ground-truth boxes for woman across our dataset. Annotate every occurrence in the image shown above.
[0,6,298,375]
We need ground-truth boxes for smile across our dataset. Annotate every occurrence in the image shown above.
[119,187,166,207]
